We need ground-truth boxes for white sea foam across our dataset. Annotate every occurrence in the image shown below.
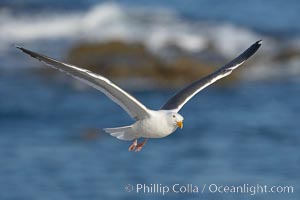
[0,2,261,56]
[1,2,299,80]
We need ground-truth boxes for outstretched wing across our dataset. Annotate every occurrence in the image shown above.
[17,47,150,120]
[161,40,262,112]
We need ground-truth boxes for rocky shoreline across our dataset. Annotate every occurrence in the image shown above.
[35,41,241,90]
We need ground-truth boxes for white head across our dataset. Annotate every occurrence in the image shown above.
[167,112,184,129]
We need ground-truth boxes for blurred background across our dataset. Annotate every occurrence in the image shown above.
[0,0,299,199]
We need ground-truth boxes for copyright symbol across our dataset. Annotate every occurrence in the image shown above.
[125,184,134,192]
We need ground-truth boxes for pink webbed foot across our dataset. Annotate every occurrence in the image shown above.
[128,139,137,151]
[135,138,148,152]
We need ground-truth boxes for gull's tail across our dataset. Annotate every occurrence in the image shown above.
[104,125,135,141]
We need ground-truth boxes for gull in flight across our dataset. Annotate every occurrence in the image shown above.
[17,40,262,152]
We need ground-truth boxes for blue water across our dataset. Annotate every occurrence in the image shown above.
[0,71,299,200]
[1,1,300,199]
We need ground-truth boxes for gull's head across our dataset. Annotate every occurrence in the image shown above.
[167,112,184,129]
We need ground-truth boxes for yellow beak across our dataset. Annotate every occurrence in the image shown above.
[176,121,183,129]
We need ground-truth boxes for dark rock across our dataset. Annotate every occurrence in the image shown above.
[33,40,240,89]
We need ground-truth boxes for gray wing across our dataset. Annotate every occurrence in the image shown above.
[17,47,150,120]
[161,40,262,112]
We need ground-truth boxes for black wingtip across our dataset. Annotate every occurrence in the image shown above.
[252,40,263,48]
[14,44,22,49]
[254,40,263,47]
[15,45,25,52]
[241,39,263,60]
[257,40,263,45]
[15,45,36,56]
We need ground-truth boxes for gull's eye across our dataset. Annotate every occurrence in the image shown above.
[173,115,175,118]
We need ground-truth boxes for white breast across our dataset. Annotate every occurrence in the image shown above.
[132,110,177,138]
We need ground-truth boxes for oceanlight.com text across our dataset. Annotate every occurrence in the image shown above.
[124,183,294,196]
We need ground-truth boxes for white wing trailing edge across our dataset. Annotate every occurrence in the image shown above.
[16,47,150,120]
[161,40,262,112]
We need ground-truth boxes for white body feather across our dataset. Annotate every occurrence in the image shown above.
[105,110,178,140]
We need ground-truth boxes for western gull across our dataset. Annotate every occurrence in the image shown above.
[17,40,262,152]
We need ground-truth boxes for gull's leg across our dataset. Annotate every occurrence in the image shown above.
[135,138,148,152]
[128,139,137,151]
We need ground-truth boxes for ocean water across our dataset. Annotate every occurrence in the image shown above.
[0,1,300,200]
[1,71,299,200]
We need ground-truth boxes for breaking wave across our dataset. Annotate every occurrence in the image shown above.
[0,3,261,54]
[1,2,300,80]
